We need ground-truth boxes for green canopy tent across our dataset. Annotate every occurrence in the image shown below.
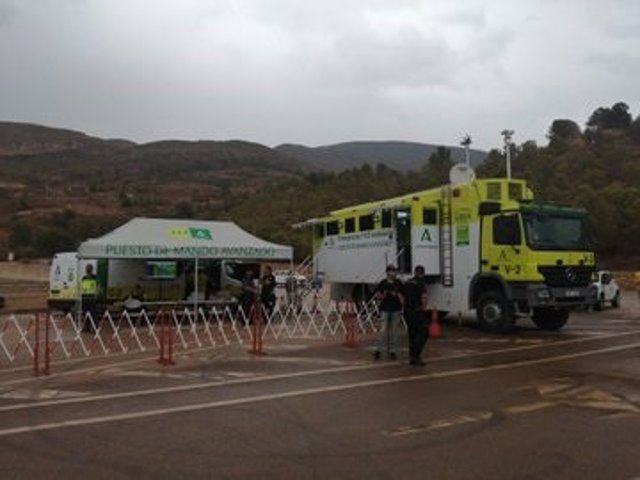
[77,217,293,311]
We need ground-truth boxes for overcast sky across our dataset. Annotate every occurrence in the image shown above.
[0,0,638,150]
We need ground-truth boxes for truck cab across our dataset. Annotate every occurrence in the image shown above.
[475,201,597,331]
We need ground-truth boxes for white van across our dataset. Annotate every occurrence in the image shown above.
[48,252,96,312]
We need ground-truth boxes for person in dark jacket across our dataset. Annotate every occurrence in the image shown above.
[373,265,404,361]
[239,269,258,323]
[408,291,430,366]
[403,265,428,365]
[260,265,277,319]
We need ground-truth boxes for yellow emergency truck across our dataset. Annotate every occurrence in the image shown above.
[301,165,597,332]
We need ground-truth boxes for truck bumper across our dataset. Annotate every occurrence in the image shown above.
[526,284,598,309]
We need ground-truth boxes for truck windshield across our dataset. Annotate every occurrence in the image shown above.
[522,212,591,251]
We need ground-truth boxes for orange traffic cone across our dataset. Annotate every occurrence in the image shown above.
[429,309,441,338]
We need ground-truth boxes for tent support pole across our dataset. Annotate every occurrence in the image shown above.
[76,255,82,320]
[194,257,199,315]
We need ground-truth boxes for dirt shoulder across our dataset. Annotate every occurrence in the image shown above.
[0,261,49,282]
[0,261,49,311]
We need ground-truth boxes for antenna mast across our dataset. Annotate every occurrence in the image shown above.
[460,134,472,167]
[501,129,514,179]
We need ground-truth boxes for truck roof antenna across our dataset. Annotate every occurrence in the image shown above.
[501,129,514,179]
[460,134,472,167]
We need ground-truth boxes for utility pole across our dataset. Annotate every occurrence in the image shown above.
[501,129,514,179]
[460,134,472,167]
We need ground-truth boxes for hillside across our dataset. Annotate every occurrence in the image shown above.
[0,122,308,257]
[0,121,134,157]
[276,140,487,172]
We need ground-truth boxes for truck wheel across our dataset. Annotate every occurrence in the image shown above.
[476,291,514,333]
[532,308,569,331]
[611,292,620,308]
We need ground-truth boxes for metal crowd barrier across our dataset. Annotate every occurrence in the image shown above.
[0,301,395,375]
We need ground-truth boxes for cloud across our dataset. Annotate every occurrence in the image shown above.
[0,0,638,150]
[0,1,16,27]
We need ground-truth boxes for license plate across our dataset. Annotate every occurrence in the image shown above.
[565,290,581,298]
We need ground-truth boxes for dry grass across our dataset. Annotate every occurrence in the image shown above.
[0,261,49,282]
[0,261,49,312]
[614,271,640,290]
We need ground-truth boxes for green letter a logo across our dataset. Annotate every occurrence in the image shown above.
[189,228,213,240]
[421,228,432,242]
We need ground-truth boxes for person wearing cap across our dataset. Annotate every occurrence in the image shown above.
[239,269,258,323]
[260,265,277,319]
[373,265,404,361]
[404,265,429,366]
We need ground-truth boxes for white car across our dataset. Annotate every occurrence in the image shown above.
[593,270,620,310]
[273,270,307,287]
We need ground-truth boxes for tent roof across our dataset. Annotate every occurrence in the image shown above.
[78,218,293,260]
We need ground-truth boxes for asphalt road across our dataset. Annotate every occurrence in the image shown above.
[0,293,639,480]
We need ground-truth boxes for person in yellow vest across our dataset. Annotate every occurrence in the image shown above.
[81,264,98,332]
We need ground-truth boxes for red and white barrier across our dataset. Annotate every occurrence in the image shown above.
[342,301,358,348]
[248,303,265,355]
[429,309,442,338]
[33,312,51,376]
[0,301,394,375]
[157,310,175,366]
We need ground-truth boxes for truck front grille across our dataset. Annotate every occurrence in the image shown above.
[537,266,593,287]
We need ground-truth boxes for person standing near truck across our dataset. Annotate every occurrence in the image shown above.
[403,265,428,366]
[260,265,276,319]
[408,291,430,366]
[373,265,404,361]
[285,271,299,311]
[239,269,258,323]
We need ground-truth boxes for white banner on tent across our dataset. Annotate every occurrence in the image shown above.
[78,218,293,260]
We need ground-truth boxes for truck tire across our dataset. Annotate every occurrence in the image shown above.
[532,307,569,331]
[476,291,514,333]
[612,292,620,308]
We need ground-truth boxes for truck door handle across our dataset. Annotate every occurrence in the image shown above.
[481,260,489,266]
[490,266,499,271]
